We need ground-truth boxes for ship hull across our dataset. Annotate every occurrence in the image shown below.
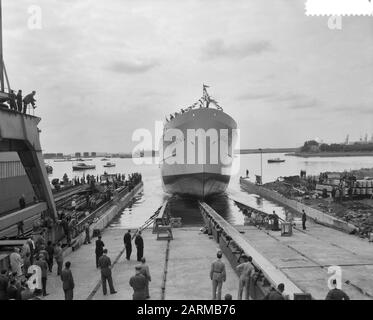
[162,172,230,198]
[160,108,237,199]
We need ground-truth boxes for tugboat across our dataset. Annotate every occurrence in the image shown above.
[103,162,116,168]
[160,85,237,198]
[267,158,285,163]
[72,163,96,171]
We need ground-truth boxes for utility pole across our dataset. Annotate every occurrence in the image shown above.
[0,0,4,92]
[259,148,263,185]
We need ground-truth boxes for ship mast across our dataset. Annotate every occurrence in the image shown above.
[202,84,211,108]
[202,84,223,111]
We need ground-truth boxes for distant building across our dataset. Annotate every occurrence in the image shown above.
[56,153,64,158]
[83,152,89,157]
[44,153,57,159]
[75,152,81,157]
[91,152,96,157]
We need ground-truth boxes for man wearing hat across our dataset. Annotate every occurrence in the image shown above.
[135,231,144,262]
[139,257,151,299]
[61,261,75,300]
[210,250,226,300]
[98,249,117,295]
[123,229,132,260]
[95,235,105,268]
[236,255,255,300]
[129,265,147,300]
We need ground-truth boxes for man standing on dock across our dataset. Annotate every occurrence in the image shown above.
[129,265,147,300]
[135,231,144,262]
[35,254,48,296]
[54,242,64,276]
[98,249,117,295]
[61,261,74,300]
[210,251,226,300]
[302,210,307,230]
[123,229,132,260]
[95,235,105,268]
[83,223,91,244]
[45,241,54,273]
[236,255,255,300]
[140,257,151,299]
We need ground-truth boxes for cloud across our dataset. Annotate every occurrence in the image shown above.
[287,98,319,110]
[237,92,277,101]
[333,104,373,114]
[107,59,159,74]
[237,91,319,110]
[202,38,273,60]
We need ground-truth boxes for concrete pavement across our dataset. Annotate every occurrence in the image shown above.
[44,227,239,300]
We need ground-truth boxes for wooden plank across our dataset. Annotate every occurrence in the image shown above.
[0,239,27,246]
[0,202,47,231]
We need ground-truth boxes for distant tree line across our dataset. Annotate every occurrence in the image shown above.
[300,140,373,153]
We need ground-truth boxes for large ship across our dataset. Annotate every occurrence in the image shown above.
[160,85,237,198]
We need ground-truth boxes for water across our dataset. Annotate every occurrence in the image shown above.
[46,153,373,228]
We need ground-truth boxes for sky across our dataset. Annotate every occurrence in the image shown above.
[3,0,373,153]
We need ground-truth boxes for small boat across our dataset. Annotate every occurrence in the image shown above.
[103,162,116,168]
[45,164,53,174]
[72,163,96,171]
[101,158,109,161]
[268,158,285,163]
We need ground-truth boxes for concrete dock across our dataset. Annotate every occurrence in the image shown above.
[42,195,373,300]
[227,192,373,300]
[44,226,239,300]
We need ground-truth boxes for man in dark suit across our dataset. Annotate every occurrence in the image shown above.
[302,210,307,230]
[16,90,22,112]
[95,235,105,268]
[45,241,54,272]
[98,249,117,295]
[61,261,74,300]
[123,229,132,260]
[135,231,144,262]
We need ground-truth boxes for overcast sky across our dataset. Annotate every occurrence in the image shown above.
[3,0,373,153]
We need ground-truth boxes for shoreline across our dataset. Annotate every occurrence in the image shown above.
[285,152,373,158]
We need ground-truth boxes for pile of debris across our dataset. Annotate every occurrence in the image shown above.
[264,176,314,198]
